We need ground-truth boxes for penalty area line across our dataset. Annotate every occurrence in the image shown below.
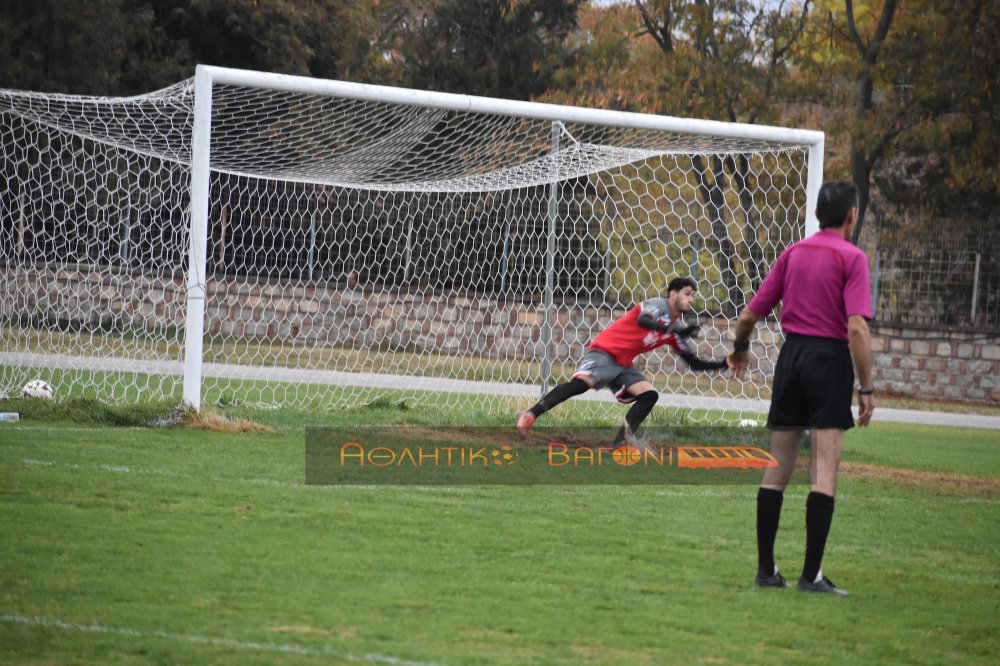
[0,613,445,666]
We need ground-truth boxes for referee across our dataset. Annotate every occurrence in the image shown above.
[728,180,875,595]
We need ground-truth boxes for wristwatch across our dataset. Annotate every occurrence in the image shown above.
[732,339,750,353]
[858,387,875,395]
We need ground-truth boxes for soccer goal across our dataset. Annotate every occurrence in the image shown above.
[0,65,823,418]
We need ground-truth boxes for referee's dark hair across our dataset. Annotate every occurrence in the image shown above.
[816,180,860,229]
[667,276,697,293]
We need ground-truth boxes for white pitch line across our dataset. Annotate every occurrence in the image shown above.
[16,458,477,493]
[0,613,445,666]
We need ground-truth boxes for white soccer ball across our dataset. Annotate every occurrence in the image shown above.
[739,418,759,428]
[21,379,55,400]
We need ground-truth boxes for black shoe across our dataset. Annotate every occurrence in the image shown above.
[754,569,791,588]
[797,574,849,596]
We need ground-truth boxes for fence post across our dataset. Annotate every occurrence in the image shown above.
[872,249,881,317]
[540,122,560,395]
[17,193,26,260]
[500,220,510,294]
[689,232,701,282]
[971,252,981,324]
[307,211,317,281]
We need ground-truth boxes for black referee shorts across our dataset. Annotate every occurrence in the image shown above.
[767,334,855,430]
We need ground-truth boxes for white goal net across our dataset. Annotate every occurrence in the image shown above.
[0,66,823,419]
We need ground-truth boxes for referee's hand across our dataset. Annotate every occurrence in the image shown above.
[727,351,749,379]
[858,393,875,426]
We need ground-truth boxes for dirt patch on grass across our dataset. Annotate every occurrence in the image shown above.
[178,409,273,433]
[840,462,1000,497]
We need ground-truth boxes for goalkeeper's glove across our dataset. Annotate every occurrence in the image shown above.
[673,323,700,339]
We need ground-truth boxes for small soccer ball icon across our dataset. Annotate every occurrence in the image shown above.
[21,379,55,400]
[612,445,643,466]
[491,446,516,466]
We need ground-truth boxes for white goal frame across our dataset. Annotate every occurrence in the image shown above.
[183,66,824,410]
[1,64,825,416]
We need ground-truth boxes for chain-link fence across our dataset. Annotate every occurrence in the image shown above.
[858,209,999,331]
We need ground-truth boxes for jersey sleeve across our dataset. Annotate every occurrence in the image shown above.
[670,335,727,371]
[639,297,671,322]
[748,249,788,317]
[671,332,694,355]
[677,350,728,371]
[843,250,873,319]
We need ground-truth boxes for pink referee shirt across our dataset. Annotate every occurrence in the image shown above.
[748,229,873,341]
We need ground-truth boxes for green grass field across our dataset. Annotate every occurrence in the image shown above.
[1,395,998,665]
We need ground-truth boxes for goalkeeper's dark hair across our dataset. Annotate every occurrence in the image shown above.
[816,180,860,229]
[667,276,697,294]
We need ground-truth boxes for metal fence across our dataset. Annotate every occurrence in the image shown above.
[858,210,999,331]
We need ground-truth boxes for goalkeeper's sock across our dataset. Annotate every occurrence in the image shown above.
[625,390,658,432]
[802,491,836,583]
[529,377,590,417]
[756,487,785,577]
[612,390,658,445]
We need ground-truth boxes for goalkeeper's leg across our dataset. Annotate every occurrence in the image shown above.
[517,376,594,434]
[612,380,658,446]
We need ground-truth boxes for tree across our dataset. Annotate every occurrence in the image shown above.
[384,0,580,99]
[0,0,137,94]
[133,0,388,86]
[874,0,999,226]
[799,0,997,244]
[843,0,899,242]
[0,0,390,95]
[549,1,812,311]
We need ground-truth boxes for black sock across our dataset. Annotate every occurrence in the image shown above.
[756,487,784,576]
[612,390,658,445]
[529,377,590,417]
[802,491,835,583]
[625,390,658,433]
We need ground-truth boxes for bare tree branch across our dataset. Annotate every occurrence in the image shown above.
[846,0,899,64]
[772,0,810,64]
[634,0,673,53]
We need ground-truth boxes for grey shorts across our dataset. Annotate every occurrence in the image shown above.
[572,350,648,404]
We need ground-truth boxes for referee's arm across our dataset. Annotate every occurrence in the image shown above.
[726,307,759,379]
[848,314,875,426]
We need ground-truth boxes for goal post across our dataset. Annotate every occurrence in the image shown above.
[1,64,824,420]
[182,67,214,409]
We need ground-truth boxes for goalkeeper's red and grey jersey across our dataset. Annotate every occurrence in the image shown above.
[587,298,688,367]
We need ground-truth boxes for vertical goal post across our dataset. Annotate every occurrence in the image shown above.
[1,64,824,419]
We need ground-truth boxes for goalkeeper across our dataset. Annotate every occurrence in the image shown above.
[517,276,733,443]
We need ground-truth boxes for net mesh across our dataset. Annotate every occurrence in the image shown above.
[1,75,812,418]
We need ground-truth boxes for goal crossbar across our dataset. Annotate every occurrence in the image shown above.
[200,65,824,149]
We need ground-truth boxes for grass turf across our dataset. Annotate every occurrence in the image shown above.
[1,400,998,665]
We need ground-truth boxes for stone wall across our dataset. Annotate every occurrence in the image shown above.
[4,267,998,405]
[869,323,1000,404]
[1,267,187,331]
